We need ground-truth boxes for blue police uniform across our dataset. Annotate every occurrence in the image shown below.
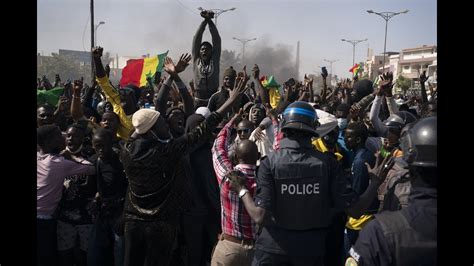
[348,186,437,266]
[253,137,359,265]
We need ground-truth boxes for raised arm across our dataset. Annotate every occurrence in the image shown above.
[156,75,172,115]
[71,80,84,121]
[419,71,429,104]
[192,20,208,60]
[252,64,270,105]
[321,72,328,103]
[369,93,387,138]
[173,53,194,117]
[304,74,314,103]
[207,18,221,58]
[212,112,241,183]
[92,46,133,140]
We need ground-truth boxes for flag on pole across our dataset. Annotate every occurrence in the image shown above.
[349,64,361,76]
[119,51,168,88]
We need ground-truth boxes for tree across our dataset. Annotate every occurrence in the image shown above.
[395,75,411,95]
[37,52,113,86]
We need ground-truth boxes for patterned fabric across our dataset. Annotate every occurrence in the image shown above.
[120,112,223,223]
[212,118,257,240]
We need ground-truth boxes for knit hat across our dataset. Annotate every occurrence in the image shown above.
[223,66,237,79]
[132,109,161,134]
[195,107,211,118]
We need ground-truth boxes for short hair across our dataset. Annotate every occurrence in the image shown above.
[346,121,368,143]
[237,119,255,129]
[37,104,55,113]
[93,127,114,142]
[37,124,60,148]
[102,111,120,123]
[200,41,213,50]
[67,122,87,134]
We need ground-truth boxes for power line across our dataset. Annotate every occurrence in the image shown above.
[174,0,199,16]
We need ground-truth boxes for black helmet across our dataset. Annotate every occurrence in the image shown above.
[399,116,437,167]
[384,111,417,131]
[282,101,319,136]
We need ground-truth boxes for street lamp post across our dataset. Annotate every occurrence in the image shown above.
[232,37,257,65]
[94,21,105,46]
[367,9,409,73]
[341,39,368,69]
[198,7,236,26]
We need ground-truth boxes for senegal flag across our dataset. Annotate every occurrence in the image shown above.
[349,63,361,76]
[119,51,168,88]
[260,75,281,109]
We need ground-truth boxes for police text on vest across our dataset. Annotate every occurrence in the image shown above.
[281,183,320,195]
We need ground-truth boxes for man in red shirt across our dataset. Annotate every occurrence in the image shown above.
[211,111,260,266]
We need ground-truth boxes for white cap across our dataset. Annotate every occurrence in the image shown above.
[195,107,211,118]
[132,109,161,134]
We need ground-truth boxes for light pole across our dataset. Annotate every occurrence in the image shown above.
[233,37,257,65]
[90,0,95,80]
[323,59,339,82]
[94,21,105,46]
[341,38,368,69]
[367,9,408,73]
[197,7,236,26]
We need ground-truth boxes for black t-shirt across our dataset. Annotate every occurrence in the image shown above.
[96,151,127,199]
[57,155,97,225]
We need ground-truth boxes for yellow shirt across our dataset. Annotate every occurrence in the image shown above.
[96,76,134,141]
[346,215,374,230]
[312,138,343,161]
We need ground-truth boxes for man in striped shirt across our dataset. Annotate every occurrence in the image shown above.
[211,112,260,266]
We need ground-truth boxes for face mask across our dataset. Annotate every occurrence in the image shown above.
[337,118,348,130]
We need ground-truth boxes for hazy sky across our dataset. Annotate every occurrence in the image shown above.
[38,0,436,79]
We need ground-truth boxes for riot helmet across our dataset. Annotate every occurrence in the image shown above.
[384,111,417,131]
[281,101,319,137]
[399,116,437,167]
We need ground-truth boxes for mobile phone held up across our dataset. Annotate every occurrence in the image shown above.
[321,67,328,77]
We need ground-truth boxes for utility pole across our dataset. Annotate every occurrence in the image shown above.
[232,37,257,66]
[367,9,409,73]
[296,41,300,80]
[90,0,95,81]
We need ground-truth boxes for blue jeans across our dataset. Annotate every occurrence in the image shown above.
[114,234,124,266]
[87,217,124,266]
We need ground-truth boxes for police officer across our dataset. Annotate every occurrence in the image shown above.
[347,116,437,266]
[228,101,391,265]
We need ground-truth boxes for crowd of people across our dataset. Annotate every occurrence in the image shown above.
[37,10,437,266]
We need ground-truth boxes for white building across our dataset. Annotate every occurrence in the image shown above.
[398,45,437,85]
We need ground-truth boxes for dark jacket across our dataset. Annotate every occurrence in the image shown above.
[120,112,223,224]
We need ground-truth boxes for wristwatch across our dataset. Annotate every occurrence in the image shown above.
[238,189,249,198]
